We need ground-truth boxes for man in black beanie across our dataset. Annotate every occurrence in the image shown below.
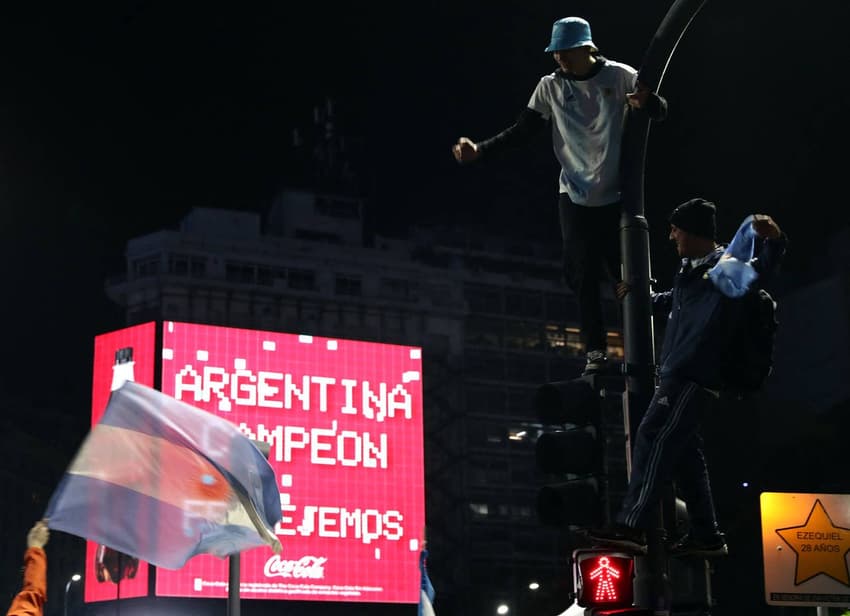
[588,198,787,555]
[668,197,717,241]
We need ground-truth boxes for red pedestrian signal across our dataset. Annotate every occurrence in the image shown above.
[574,549,635,609]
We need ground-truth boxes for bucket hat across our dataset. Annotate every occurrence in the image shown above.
[544,17,597,53]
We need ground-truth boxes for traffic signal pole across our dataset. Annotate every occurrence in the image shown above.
[619,0,708,613]
[228,439,274,616]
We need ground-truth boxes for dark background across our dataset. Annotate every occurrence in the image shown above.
[1,1,849,614]
[3,1,849,399]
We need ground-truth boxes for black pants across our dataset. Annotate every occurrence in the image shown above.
[557,194,621,353]
[616,379,719,537]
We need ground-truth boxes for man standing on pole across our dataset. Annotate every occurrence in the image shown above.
[588,199,787,555]
[452,16,667,375]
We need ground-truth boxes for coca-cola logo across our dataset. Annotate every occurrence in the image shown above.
[264,555,328,579]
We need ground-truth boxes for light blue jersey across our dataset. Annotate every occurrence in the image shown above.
[528,59,637,206]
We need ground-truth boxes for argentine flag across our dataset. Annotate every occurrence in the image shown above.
[420,547,435,616]
[707,214,761,298]
[45,381,282,569]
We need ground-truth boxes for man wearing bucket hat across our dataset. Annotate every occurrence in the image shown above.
[586,198,787,555]
[452,16,668,376]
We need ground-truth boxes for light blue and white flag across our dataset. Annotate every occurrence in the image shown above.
[419,547,436,616]
[707,214,760,298]
[45,381,282,569]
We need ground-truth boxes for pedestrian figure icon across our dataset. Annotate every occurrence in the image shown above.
[589,556,621,601]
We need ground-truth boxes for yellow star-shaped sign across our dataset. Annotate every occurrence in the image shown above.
[775,499,850,586]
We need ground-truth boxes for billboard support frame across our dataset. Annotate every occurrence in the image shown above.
[228,553,241,616]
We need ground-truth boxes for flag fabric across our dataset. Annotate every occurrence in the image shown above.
[707,214,760,298]
[419,548,435,616]
[45,381,282,570]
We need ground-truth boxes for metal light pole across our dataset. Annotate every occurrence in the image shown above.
[228,438,273,616]
[63,573,81,616]
[228,552,241,616]
[619,0,708,612]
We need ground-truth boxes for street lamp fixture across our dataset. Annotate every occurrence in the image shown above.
[64,574,81,616]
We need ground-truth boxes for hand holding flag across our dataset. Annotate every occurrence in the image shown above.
[707,213,783,298]
[707,214,760,298]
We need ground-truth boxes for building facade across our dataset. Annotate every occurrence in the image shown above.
[104,190,625,616]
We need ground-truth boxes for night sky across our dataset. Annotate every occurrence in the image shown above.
[1,1,849,610]
[3,1,850,401]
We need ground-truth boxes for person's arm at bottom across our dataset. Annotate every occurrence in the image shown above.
[6,521,49,616]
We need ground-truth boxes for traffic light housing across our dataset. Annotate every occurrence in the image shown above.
[534,374,628,529]
[573,549,635,610]
[534,376,714,613]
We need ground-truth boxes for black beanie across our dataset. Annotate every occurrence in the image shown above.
[669,198,717,239]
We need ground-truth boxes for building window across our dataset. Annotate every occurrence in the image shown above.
[289,269,316,291]
[428,283,453,307]
[132,257,160,278]
[257,266,273,286]
[225,262,255,284]
[343,307,364,327]
[168,255,189,276]
[511,467,536,485]
[465,284,502,314]
[545,292,576,321]
[257,266,286,286]
[295,228,342,244]
[465,385,507,416]
[383,311,403,331]
[507,388,534,417]
[255,296,280,319]
[190,258,206,278]
[607,332,625,359]
[505,290,543,318]
[298,301,320,322]
[469,457,510,485]
[335,275,362,297]
[465,316,502,348]
[315,196,361,219]
[468,422,508,448]
[545,324,583,355]
[505,355,546,384]
[166,255,206,278]
[504,320,541,351]
[380,277,412,300]
[465,352,505,381]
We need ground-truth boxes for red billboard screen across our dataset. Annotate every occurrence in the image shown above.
[85,322,157,603]
[154,321,426,603]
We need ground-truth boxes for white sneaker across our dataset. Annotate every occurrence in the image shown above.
[582,350,608,375]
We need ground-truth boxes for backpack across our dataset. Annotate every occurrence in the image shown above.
[720,287,779,396]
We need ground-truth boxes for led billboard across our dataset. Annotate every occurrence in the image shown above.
[88,321,426,604]
[85,322,157,603]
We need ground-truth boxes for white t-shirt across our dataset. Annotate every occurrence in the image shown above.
[527,59,638,206]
